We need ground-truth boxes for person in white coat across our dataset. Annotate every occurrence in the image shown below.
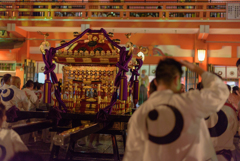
[204,83,238,161]
[22,80,39,111]
[0,74,11,92]
[123,58,229,161]
[1,76,30,144]
[0,103,28,161]
[1,76,29,112]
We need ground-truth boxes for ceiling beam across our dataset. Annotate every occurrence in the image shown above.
[198,25,209,40]
[7,23,27,38]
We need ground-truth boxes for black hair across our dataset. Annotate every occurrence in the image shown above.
[197,82,203,90]
[3,74,11,83]
[9,151,43,161]
[232,86,239,95]
[25,80,34,88]
[37,83,43,90]
[34,82,39,90]
[188,88,194,91]
[236,59,240,67]
[149,79,157,95]
[227,85,231,92]
[155,58,183,86]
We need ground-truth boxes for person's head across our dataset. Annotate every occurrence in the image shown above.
[142,69,146,75]
[188,88,194,91]
[180,84,185,93]
[0,104,6,128]
[149,79,157,95]
[154,58,183,93]
[232,86,239,95]
[37,83,44,92]
[25,80,34,90]
[34,82,38,90]
[3,74,11,85]
[9,151,43,161]
[10,76,21,89]
[197,82,203,90]
[236,59,240,76]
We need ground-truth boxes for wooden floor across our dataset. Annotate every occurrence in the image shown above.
[27,134,124,161]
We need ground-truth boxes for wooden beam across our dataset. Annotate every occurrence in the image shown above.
[7,23,27,38]
[208,57,239,66]
[143,56,193,64]
[12,120,53,135]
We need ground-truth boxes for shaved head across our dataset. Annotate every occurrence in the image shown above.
[11,76,21,89]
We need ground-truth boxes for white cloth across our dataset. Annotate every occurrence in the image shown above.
[0,129,28,161]
[0,84,9,91]
[205,103,238,152]
[123,72,229,161]
[22,88,38,111]
[35,90,49,110]
[1,85,29,111]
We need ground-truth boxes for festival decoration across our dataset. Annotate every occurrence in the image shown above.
[40,28,142,123]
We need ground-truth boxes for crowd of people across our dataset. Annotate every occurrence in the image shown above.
[1,58,240,161]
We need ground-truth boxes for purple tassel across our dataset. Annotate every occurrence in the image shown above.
[43,80,52,104]
[133,80,139,104]
[119,74,128,101]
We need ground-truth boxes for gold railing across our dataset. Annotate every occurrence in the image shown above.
[0,1,227,20]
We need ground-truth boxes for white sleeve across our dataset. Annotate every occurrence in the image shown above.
[20,92,30,111]
[11,130,28,153]
[30,91,38,104]
[123,119,144,161]
[182,72,229,118]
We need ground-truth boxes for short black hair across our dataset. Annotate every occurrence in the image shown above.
[0,104,6,120]
[26,80,34,88]
[3,74,11,83]
[34,82,39,90]
[37,83,43,90]
[236,59,240,67]
[232,86,239,95]
[188,88,194,91]
[197,82,203,90]
[155,58,183,86]
[227,85,231,92]
[149,79,157,95]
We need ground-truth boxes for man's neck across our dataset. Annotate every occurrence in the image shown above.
[11,84,19,89]
[157,85,171,91]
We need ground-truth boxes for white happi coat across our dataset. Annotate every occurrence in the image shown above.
[22,88,38,111]
[0,129,28,161]
[123,72,229,161]
[205,103,238,152]
[1,85,29,111]
[0,84,9,91]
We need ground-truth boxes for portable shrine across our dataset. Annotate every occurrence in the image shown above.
[42,28,143,116]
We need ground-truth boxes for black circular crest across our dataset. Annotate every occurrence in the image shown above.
[207,110,228,137]
[94,47,103,53]
[0,145,6,160]
[88,41,97,47]
[77,47,88,52]
[146,104,184,145]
